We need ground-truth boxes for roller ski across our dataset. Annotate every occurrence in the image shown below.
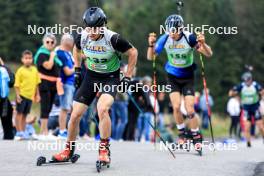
[192,131,203,156]
[37,142,80,166]
[96,139,111,172]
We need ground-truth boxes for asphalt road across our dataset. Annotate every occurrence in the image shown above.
[0,139,264,176]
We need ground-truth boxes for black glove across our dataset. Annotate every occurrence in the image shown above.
[74,67,82,88]
[121,76,131,92]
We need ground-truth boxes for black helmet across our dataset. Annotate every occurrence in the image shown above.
[165,14,184,31]
[83,7,107,27]
[242,72,252,82]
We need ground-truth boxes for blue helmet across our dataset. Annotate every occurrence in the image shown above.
[241,72,252,82]
[165,14,184,31]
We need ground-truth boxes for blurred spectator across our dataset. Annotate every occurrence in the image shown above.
[111,64,128,140]
[47,95,61,131]
[149,91,160,142]
[124,67,142,141]
[25,115,37,138]
[227,93,241,138]
[199,88,214,129]
[194,91,201,113]
[259,96,264,118]
[0,57,15,139]
[136,76,155,142]
[157,92,166,129]
[34,33,61,140]
[14,50,41,140]
[79,98,97,139]
[56,34,75,139]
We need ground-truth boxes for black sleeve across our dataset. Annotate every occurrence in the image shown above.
[37,53,49,67]
[110,34,133,53]
[74,34,82,50]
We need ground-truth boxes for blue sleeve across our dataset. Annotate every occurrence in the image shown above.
[189,33,198,48]
[255,82,263,91]
[233,83,242,92]
[154,34,169,55]
[56,50,67,67]
[209,96,214,106]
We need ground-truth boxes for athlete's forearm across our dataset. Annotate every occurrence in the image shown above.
[200,43,213,57]
[147,46,155,60]
[125,47,138,78]
[73,45,82,68]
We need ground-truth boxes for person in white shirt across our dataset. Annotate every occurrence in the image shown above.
[259,96,264,117]
[227,93,241,138]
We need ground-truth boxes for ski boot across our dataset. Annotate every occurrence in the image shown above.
[176,129,191,151]
[37,141,80,166]
[192,131,203,156]
[96,139,111,172]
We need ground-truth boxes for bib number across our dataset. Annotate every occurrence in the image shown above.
[170,53,187,65]
[243,97,254,104]
[88,57,107,63]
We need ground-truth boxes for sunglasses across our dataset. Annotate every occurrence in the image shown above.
[46,40,54,44]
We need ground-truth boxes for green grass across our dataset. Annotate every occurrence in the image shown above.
[200,115,229,138]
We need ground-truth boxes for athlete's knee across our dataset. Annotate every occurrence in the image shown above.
[70,110,83,125]
[186,107,195,116]
[187,113,195,119]
[97,105,110,119]
[185,102,195,115]
[172,104,181,113]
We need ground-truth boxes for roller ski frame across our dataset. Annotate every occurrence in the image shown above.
[36,154,80,166]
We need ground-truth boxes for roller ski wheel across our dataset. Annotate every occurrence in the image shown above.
[70,154,80,163]
[96,160,110,172]
[36,156,46,166]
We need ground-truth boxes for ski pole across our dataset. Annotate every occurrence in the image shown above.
[199,53,215,144]
[153,54,157,148]
[127,92,176,158]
